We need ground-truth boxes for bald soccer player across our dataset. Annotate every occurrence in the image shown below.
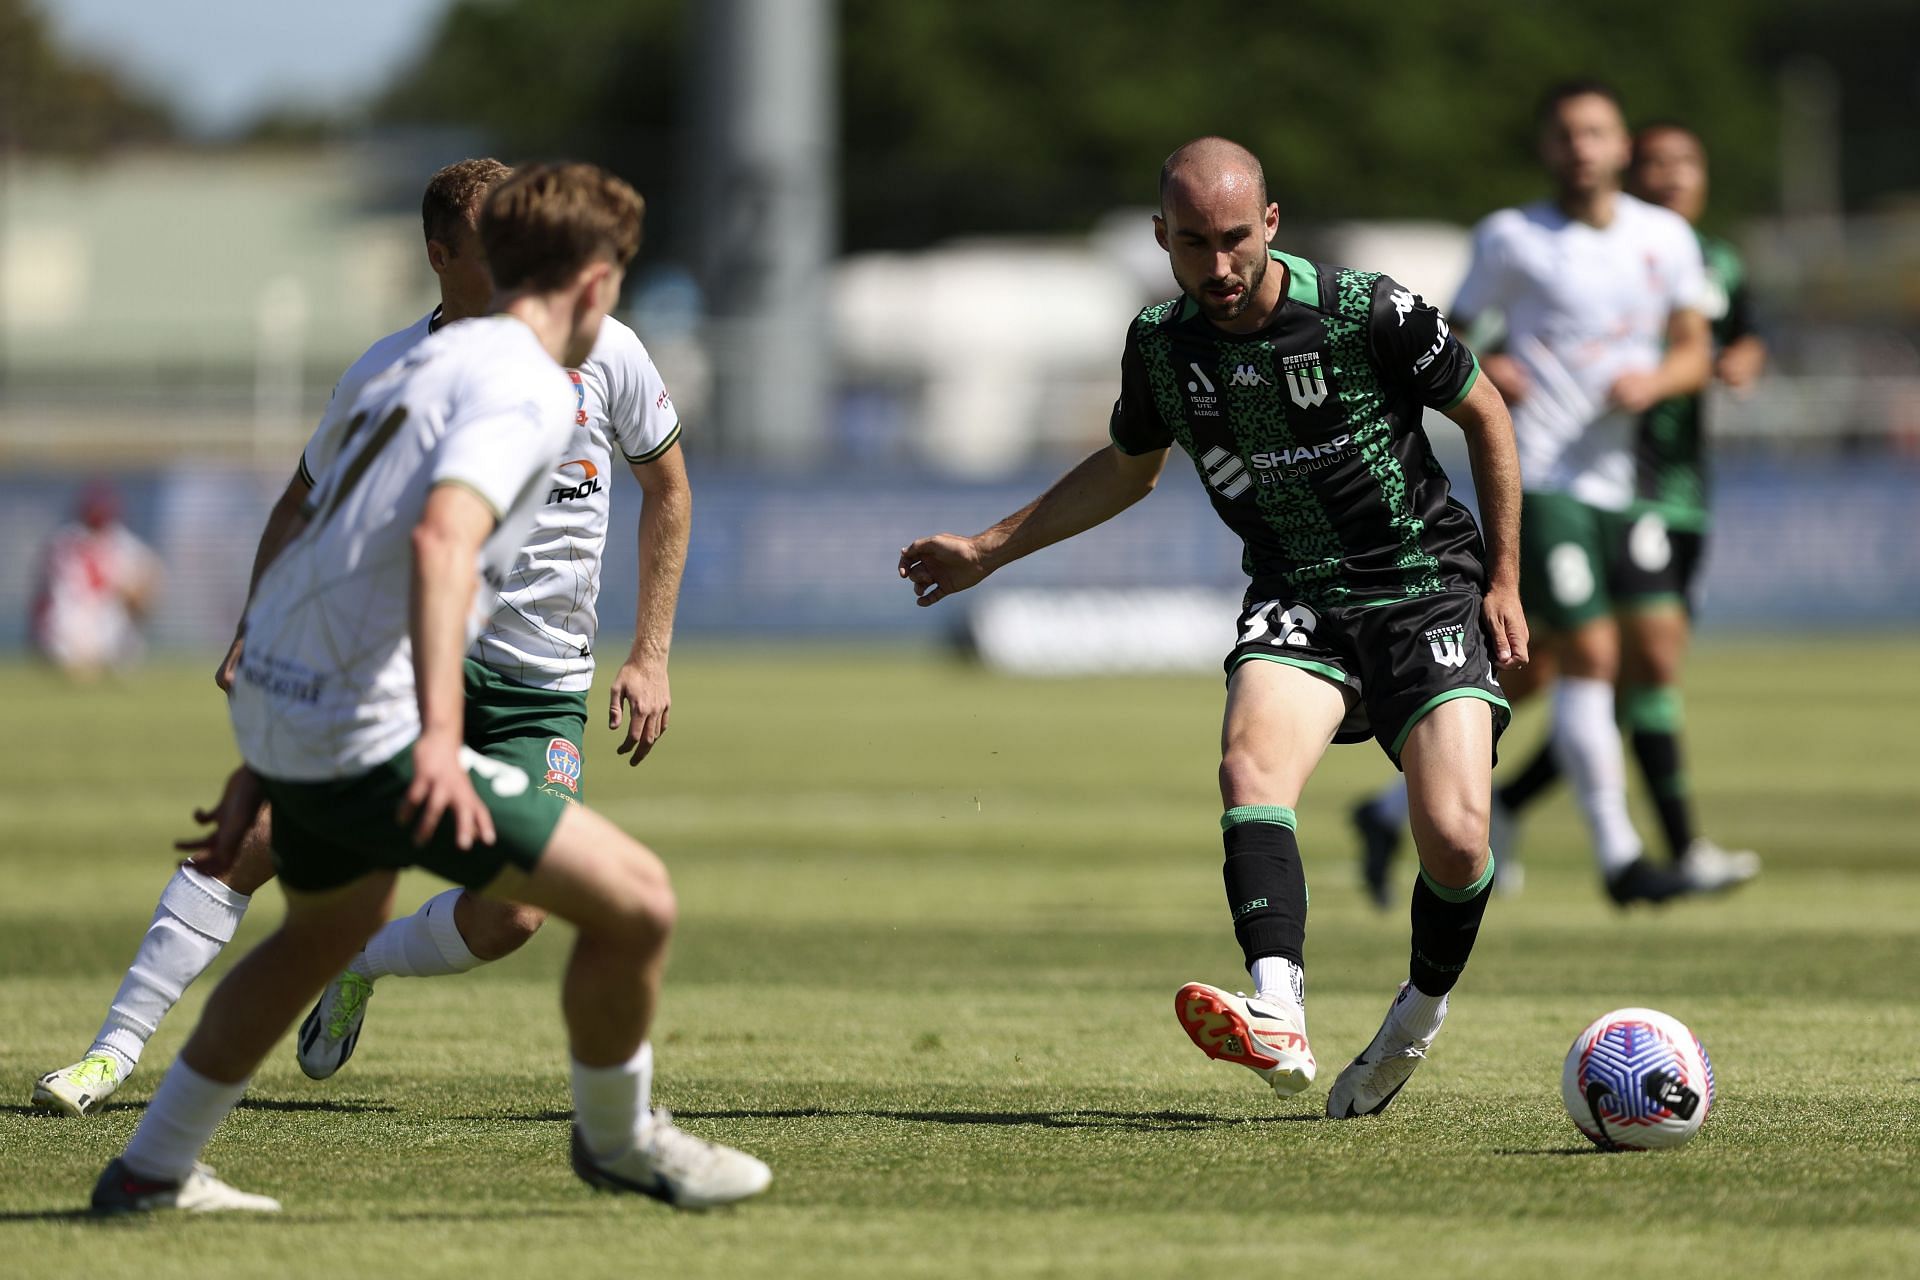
[899,137,1527,1118]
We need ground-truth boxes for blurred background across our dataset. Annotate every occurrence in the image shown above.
[2,0,1917,664]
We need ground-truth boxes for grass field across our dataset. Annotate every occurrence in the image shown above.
[2,644,1917,1278]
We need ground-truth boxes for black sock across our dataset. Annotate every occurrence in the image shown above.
[1408,860,1495,996]
[1496,742,1560,814]
[1221,807,1306,969]
[1630,729,1695,861]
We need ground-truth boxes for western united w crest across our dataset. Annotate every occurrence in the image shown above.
[1425,626,1467,668]
[1280,351,1328,409]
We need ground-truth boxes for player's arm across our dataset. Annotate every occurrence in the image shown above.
[214,467,314,691]
[1444,376,1528,668]
[1716,275,1767,390]
[402,483,499,851]
[609,441,691,766]
[1610,307,1711,414]
[899,444,1167,607]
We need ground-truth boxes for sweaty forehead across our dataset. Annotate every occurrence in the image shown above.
[1163,166,1266,228]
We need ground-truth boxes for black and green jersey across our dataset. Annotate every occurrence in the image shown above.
[1110,249,1486,607]
[1634,231,1754,530]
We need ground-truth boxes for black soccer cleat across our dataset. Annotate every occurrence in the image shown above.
[1605,857,1700,908]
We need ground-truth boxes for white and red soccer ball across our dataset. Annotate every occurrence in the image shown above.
[1562,1008,1715,1151]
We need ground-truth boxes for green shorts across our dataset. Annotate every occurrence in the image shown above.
[263,661,588,893]
[1519,492,1624,631]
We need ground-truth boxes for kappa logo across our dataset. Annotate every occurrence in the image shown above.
[1199,446,1251,499]
[548,458,602,505]
[568,370,589,426]
[1281,351,1329,409]
[543,737,582,793]
[1229,363,1269,387]
[1390,287,1417,325]
[1425,626,1468,668]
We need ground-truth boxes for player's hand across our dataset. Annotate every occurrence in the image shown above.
[898,534,990,607]
[1608,370,1664,415]
[609,658,671,766]
[214,629,245,693]
[1481,585,1530,670]
[175,766,266,877]
[398,735,495,851]
[1715,339,1766,392]
[1482,354,1531,404]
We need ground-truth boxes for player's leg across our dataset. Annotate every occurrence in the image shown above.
[297,683,577,1078]
[93,872,397,1214]
[481,803,771,1207]
[1175,655,1345,1099]
[34,808,277,1117]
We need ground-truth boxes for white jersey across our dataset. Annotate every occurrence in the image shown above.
[301,315,679,692]
[233,317,576,780]
[1452,194,1707,509]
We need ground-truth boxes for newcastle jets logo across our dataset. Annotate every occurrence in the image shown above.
[1199,446,1251,499]
[1425,626,1468,668]
[1281,351,1329,409]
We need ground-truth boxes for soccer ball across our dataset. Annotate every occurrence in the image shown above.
[1561,1007,1715,1151]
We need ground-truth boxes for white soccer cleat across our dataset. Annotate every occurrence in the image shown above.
[1327,982,1445,1118]
[571,1109,772,1209]
[1677,838,1760,892]
[32,1053,126,1117]
[1488,797,1524,896]
[296,970,374,1080]
[1174,981,1316,1098]
[91,1159,281,1214]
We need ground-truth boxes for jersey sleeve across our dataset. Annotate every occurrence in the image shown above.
[1450,215,1513,323]
[605,329,682,465]
[430,383,571,519]
[1368,276,1480,411]
[298,385,354,488]
[1108,323,1173,455]
[1664,218,1711,315]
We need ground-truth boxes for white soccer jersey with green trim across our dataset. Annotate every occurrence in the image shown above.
[1452,193,1707,511]
[301,314,680,693]
[233,316,576,780]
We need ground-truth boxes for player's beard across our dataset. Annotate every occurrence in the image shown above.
[1190,250,1266,323]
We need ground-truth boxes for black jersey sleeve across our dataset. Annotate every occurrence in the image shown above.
[1723,276,1759,345]
[1108,322,1174,455]
[1367,275,1480,411]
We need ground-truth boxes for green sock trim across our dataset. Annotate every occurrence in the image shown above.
[1221,805,1296,831]
[1618,684,1683,734]
[1420,852,1495,902]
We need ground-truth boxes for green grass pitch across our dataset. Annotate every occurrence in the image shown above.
[1,643,1916,1278]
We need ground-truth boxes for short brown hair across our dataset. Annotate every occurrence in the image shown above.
[422,157,513,248]
[478,162,645,293]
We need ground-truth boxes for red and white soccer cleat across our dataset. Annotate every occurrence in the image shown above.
[1174,981,1316,1098]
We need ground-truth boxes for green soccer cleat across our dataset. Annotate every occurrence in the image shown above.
[296,970,375,1080]
[32,1053,126,1117]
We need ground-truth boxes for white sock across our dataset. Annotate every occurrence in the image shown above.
[1250,956,1306,1026]
[1390,983,1449,1043]
[1371,776,1411,825]
[571,1042,655,1161]
[1551,677,1643,876]
[120,1060,250,1183]
[351,889,482,982]
[90,867,250,1075]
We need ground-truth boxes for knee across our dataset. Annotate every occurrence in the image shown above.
[1416,802,1489,888]
[1218,748,1276,808]
[461,898,550,962]
[607,855,676,953]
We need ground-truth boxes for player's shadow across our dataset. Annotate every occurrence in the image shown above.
[0,1098,398,1119]
[468,1106,1317,1131]
[1493,1146,1612,1157]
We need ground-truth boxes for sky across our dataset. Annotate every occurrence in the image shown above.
[44,0,454,135]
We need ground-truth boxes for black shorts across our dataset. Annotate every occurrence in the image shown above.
[1615,510,1707,616]
[1225,589,1512,770]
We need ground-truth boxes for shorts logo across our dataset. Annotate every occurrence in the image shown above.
[1425,626,1468,668]
[1242,600,1319,649]
[543,738,582,793]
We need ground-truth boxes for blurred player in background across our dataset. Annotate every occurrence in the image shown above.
[1353,82,1742,909]
[903,137,1527,1118]
[29,483,163,680]
[34,158,691,1116]
[89,162,766,1213]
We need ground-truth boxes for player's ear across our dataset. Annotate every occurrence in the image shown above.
[1152,215,1169,252]
[426,239,450,274]
[1263,203,1279,243]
